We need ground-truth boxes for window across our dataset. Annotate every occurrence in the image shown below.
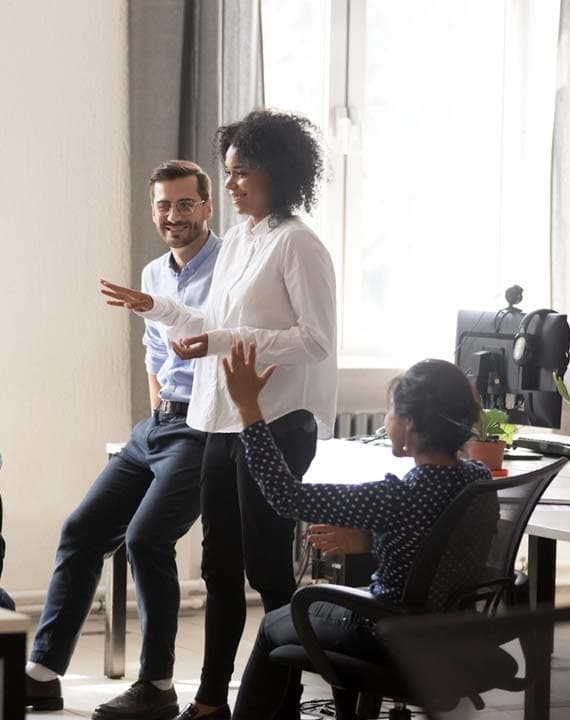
[262,0,559,366]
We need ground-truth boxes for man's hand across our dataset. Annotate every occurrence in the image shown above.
[100,280,153,312]
[308,524,372,558]
[172,334,209,360]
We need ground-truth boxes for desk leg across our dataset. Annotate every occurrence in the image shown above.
[528,535,557,610]
[104,545,127,679]
[525,535,556,720]
[0,632,26,720]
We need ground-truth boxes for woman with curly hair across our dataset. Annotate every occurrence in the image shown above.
[101,109,337,720]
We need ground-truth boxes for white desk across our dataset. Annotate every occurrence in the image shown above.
[0,608,30,720]
[304,438,563,485]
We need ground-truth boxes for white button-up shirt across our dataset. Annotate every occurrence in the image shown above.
[141,215,337,437]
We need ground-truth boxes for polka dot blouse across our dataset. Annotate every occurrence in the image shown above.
[240,421,492,606]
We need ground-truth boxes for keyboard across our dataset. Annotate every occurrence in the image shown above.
[515,432,570,457]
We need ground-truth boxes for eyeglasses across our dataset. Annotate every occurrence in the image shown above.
[154,199,206,216]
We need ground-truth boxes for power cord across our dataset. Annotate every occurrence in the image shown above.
[300,699,426,718]
[300,699,336,717]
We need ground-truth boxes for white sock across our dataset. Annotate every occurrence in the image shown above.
[26,661,58,682]
[150,678,173,691]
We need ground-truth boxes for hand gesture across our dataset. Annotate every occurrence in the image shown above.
[172,334,209,360]
[100,280,153,312]
[222,341,276,411]
[308,524,372,558]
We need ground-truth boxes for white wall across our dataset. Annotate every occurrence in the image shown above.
[0,0,132,592]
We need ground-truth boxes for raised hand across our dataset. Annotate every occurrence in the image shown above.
[100,280,154,312]
[222,341,276,426]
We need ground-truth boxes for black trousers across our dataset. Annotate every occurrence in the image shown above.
[30,411,205,680]
[232,601,388,720]
[196,410,317,707]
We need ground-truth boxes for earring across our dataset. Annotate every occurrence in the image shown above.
[402,443,408,453]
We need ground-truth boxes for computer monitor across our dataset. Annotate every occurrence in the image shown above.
[455,308,570,428]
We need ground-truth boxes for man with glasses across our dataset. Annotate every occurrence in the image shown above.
[25,161,222,720]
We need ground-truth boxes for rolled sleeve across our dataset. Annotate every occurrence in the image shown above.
[207,329,233,356]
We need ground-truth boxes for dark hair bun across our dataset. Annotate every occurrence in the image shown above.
[391,359,480,455]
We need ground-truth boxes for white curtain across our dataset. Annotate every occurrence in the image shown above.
[552,0,570,314]
[498,0,561,308]
[128,0,264,422]
[179,0,265,235]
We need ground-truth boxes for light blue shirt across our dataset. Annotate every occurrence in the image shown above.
[141,231,221,402]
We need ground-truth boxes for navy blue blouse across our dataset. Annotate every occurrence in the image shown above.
[240,421,491,605]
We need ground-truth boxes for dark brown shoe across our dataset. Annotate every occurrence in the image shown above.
[25,674,64,711]
[91,680,179,719]
[174,703,230,720]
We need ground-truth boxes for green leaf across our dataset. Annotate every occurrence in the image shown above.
[479,408,509,441]
[499,423,516,446]
[553,373,570,403]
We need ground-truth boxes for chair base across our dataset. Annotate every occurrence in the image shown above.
[388,705,412,720]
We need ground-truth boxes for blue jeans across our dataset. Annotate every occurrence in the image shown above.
[30,410,205,680]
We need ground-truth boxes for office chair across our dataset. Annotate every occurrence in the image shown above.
[269,458,567,719]
[378,603,570,719]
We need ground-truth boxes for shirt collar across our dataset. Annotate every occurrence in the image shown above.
[168,230,219,276]
[245,215,273,238]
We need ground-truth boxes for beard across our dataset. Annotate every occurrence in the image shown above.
[162,221,204,248]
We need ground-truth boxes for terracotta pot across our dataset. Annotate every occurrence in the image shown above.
[468,440,506,471]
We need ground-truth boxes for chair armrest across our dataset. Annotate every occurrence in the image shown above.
[289,584,405,688]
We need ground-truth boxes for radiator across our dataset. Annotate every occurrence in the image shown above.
[334,411,385,439]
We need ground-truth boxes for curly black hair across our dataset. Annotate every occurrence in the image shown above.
[390,359,480,455]
[215,109,324,218]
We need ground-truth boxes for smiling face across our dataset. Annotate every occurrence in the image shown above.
[224,145,272,225]
[151,175,211,253]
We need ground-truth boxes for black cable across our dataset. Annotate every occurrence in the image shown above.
[300,698,427,718]
[300,699,336,717]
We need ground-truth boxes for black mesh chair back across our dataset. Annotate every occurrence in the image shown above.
[401,482,500,613]
[483,457,567,595]
[402,456,567,613]
[378,603,570,719]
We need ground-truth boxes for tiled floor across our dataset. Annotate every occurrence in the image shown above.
[26,598,570,719]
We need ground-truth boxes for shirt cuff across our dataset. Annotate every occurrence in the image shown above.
[134,295,170,322]
[239,419,269,444]
[207,329,233,355]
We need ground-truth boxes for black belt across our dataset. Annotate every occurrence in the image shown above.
[158,400,189,416]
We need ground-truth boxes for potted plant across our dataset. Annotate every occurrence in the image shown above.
[468,408,513,471]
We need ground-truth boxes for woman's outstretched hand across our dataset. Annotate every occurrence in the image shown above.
[100,280,154,312]
[172,334,209,360]
[308,525,373,558]
[222,341,276,426]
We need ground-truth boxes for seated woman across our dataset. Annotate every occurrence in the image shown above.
[221,342,490,720]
